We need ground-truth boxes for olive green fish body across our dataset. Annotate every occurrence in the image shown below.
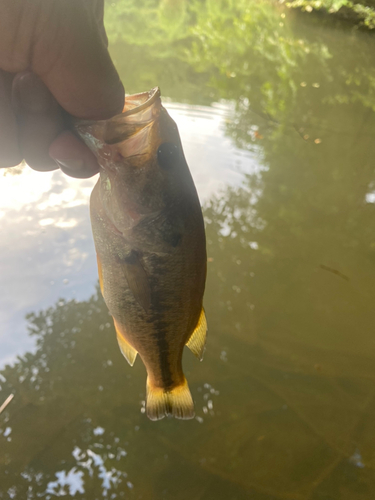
[76,88,207,420]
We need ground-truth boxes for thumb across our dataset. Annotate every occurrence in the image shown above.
[32,0,124,120]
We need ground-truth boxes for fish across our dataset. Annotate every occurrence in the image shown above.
[74,87,207,420]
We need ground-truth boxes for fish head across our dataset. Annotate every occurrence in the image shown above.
[75,87,193,234]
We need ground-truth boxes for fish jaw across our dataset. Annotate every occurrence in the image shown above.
[74,87,162,165]
[76,87,184,235]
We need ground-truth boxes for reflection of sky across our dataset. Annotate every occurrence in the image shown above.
[0,169,97,367]
[0,101,259,368]
[165,101,258,202]
[45,444,129,497]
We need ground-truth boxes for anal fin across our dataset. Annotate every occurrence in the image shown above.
[146,377,194,421]
[186,308,207,361]
[113,319,137,366]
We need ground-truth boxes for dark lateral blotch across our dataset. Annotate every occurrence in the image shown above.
[157,142,181,170]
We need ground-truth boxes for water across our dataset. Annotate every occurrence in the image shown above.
[1,1,375,498]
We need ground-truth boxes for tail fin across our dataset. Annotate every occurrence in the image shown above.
[146,378,195,421]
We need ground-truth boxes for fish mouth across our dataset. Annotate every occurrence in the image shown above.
[122,87,161,117]
[101,87,161,145]
[74,87,162,146]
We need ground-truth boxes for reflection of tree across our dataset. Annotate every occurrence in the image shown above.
[0,290,141,498]
[106,0,375,120]
[205,103,375,362]
[0,288,260,499]
[201,92,375,496]
[105,0,220,104]
[1,162,26,177]
[287,0,375,30]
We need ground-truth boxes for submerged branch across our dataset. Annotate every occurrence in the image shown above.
[0,394,14,415]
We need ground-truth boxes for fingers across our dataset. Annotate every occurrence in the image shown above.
[12,73,101,177]
[13,72,63,171]
[0,71,22,168]
[49,131,100,178]
[0,0,123,119]
[0,0,122,176]
[81,0,108,47]
[33,0,124,120]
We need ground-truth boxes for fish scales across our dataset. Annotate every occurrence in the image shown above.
[75,88,207,420]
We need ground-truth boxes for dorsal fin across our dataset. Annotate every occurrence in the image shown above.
[186,308,207,361]
[113,319,138,366]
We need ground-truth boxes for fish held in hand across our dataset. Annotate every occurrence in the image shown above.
[75,88,207,421]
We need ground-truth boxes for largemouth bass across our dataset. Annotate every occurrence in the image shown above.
[75,88,207,420]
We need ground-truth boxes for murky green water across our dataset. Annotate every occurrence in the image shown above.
[2,1,375,498]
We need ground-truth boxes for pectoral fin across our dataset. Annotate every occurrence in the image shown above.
[97,254,104,294]
[186,308,207,361]
[121,251,151,311]
[114,319,138,366]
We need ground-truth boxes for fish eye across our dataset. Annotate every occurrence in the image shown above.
[157,142,180,170]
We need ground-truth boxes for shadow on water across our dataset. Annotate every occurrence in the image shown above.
[3,0,375,498]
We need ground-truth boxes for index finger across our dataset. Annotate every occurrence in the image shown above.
[32,0,124,120]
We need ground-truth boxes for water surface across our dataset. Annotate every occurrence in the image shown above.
[1,2,375,499]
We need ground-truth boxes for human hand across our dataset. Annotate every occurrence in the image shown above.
[0,0,124,178]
